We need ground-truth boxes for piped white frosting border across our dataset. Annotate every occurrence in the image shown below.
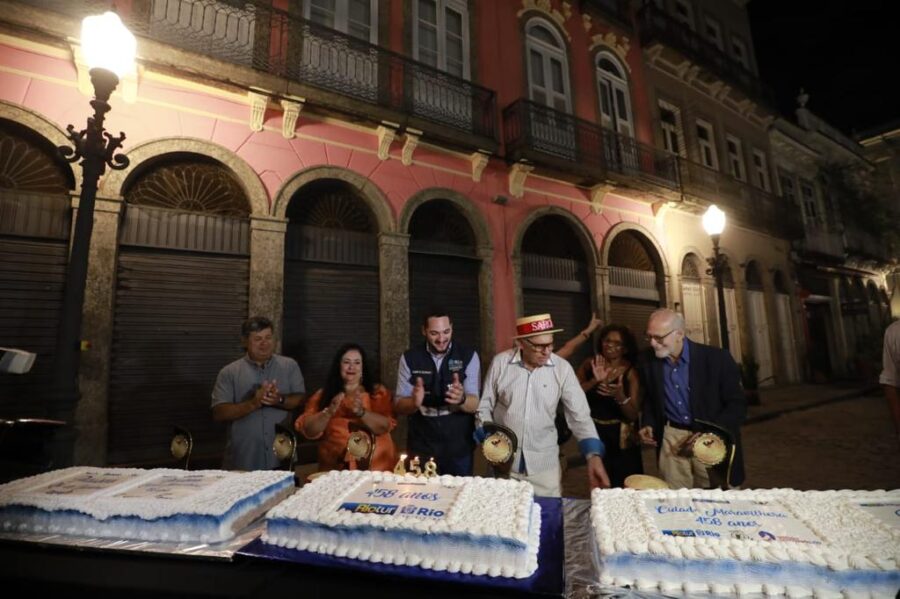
[591,488,900,573]
[267,470,534,543]
[0,467,294,520]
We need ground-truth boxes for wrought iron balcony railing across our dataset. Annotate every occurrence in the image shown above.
[678,157,802,238]
[844,226,892,262]
[20,0,497,142]
[602,128,679,189]
[637,3,774,107]
[797,227,846,259]
[503,99,606,181]
[503,99,679,188]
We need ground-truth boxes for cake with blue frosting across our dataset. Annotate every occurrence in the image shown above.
[0,467,295,543]
[263,469,541,578]
[591,487,900,597]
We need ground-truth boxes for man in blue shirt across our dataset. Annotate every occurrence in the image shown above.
[395,309,480,476]
[637,309,745,488]
[212,317,306,470]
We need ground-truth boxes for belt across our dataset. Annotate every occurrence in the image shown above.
[592,418,622,426]
[665,419,693,431]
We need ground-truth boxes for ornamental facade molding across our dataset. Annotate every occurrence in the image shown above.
[518,0,572,41]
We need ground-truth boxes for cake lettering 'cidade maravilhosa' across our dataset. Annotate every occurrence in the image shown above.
[0,467,295,543]
[591,487,900,597]
[263,470,541,578]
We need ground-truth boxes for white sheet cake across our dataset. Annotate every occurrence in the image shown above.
[263,470,541,578]
[0,467,295,543]
[591,487,900,597]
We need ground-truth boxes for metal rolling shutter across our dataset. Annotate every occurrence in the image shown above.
[282,261,380,393]
[522,253,592,366]
[609,298,658,349]
[0,192,70,418]
[0,238,67,417]
[108,250,249,465]
[408,252,481,351]
[108,205,250,466]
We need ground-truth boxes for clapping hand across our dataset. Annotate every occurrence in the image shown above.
[412,377,425,408]
[444,372,464,405]
[258,380,282,407]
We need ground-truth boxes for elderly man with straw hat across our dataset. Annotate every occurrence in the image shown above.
[477,314,610,496]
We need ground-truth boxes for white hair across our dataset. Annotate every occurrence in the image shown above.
[649,308,685,332]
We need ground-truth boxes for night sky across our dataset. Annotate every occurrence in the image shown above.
[747,0,896,137]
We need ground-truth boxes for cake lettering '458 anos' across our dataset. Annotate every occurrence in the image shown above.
[591,487,900,598]
[263,469,541,579]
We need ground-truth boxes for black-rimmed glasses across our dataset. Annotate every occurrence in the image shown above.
[645,329,675,344]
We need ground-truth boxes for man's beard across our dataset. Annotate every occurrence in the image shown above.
[428,340,449,355]
[653,347,671,359]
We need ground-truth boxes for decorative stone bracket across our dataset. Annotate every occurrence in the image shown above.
[280,97,305,139]
[248,89,269,132]
[589,183,614,215]
[470,150,491,182]
[508,162,534,198]
[377,121,399,161]
[401,128,422,166]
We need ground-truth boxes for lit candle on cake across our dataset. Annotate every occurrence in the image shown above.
[393,454,407,475]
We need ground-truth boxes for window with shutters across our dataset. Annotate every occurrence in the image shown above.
[305,0,378,42]
[751,148,770,191]
[695,119,718,170]
[725,134,746,181]
[525,20,571,113]
[704,16,723,51]
[731,36,749,70]
[596,51,633,138]
[673,0,695,30]
[659,100,684,157]
[414,0,469,79]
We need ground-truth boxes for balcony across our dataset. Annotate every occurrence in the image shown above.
[503,99,679,189]
[678,158,802,238]
[844,226,893,262]
[503,99,606,183]
[797,227,845,260]
[636,3,774,107]
[18,0,497,146]
[602,129,679,190]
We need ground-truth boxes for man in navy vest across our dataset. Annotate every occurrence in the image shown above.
[395,309,480,476]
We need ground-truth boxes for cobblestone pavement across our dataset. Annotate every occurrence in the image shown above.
[562,386,900,498]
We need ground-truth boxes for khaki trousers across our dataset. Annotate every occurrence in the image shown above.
[510,459,562,497]
[659,424,711,489]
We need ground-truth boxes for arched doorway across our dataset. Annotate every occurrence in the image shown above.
[407,199,481,351]
[108,153,252,465]
[607,230,665,348]
[680,253,706,343]
[521,215,593,366]
[0,119,74,418]
[772,270,800,383]
[283,179,379,394]
[744,261,773,386]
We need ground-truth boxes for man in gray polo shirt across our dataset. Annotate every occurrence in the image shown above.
[212,316,306,470]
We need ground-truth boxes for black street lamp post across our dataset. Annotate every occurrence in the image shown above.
[49,13,135,457]
[703,205,730,351]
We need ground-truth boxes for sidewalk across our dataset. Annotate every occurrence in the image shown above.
[746,381,879,424]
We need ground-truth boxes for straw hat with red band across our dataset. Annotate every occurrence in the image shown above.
[513,313,564,339]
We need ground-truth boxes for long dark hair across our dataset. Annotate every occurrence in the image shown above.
[321,343,375,403]
[595,324,639,362]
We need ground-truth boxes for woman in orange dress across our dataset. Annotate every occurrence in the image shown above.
[295,343,396,472]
